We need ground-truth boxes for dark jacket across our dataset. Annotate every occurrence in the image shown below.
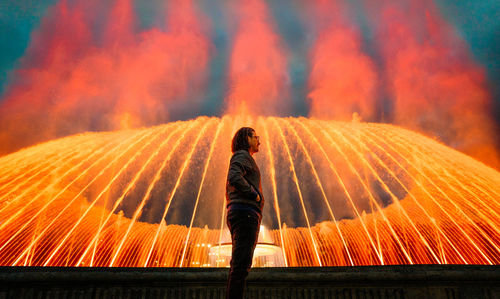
[226,150,264,213]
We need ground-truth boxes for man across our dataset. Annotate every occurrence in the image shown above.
[225,127,264,299]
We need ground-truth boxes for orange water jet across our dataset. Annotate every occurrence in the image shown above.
[0,116,498,267]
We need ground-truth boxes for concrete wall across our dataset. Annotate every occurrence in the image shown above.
[0,265,498,298]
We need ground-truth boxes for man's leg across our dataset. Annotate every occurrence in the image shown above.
[226,210,260,299]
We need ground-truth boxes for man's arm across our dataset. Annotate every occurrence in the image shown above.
[227,152,260,201]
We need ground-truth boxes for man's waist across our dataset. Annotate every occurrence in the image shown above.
[226,201,261,214]
[226,198,262,211]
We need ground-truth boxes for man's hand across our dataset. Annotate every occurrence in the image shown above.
[256,194,261,202]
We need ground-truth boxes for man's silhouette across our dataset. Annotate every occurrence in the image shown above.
[225,127,264,299]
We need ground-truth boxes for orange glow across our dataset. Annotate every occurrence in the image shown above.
[224,0,289,116]
[0,0,211,155]
[0,0,497,172]
[368,0,500,168]
[305,0,377,121]
[0,116,498,267]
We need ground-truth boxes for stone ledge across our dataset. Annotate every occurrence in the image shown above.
[1,265,499,298]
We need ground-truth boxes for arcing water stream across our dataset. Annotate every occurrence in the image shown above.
[0,116,499,267]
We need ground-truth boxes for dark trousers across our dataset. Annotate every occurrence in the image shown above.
[226,209,261,299]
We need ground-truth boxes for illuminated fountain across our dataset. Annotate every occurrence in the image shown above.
[0,115,499,267]
[209,225,285,267]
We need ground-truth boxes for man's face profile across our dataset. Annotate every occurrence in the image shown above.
[248,131,260,154]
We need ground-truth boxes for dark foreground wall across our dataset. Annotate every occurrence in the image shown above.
[0,265,498,299]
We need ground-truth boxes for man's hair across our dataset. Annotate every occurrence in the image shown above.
[231,127,255,153]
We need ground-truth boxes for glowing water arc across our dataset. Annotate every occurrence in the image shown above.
[0,116,499,267]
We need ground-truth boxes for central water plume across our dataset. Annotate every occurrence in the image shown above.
[304,0,377,121]
[224,0,290,116]
[0,116,498,267]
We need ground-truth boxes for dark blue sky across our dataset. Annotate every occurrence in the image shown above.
[435,0,500,121]
[0,0,499,119]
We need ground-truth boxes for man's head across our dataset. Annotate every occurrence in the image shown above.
[231,127,260,154]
